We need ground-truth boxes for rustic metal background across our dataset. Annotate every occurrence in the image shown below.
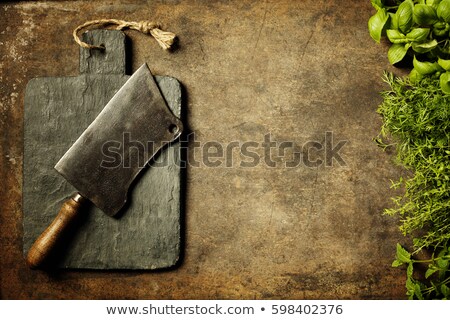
[0,0,406,299]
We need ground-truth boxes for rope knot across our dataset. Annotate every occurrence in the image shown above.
[137,21,159,34]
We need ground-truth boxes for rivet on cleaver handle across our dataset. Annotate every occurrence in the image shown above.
[26,63,183,268]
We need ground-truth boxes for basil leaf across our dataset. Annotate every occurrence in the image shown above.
[371,0,384,10]
[388,43,409,64]
[427,0,442,9]
[412,39,438,53]
[437,0,450,23]
[410,68,424,83]
[413,55,443,74]
[414,4,438,25]
[439,72,450,94]
[397,0,414,33]
[386,29,408,43]
[369,9,390,42]
[388,12,399,30]
[406,28,430,41]
[433,21,450,36]
[438,57,450,70]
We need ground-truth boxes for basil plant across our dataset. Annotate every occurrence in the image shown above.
[369,0,450,93]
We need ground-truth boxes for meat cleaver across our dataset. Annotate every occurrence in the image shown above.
[26,63,183,268]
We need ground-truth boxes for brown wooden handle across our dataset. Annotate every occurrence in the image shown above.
[26,193,86,269]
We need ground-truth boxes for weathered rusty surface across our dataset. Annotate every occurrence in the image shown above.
[1,0,406,298]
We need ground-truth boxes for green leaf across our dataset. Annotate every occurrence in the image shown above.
[409,68,424,83]
[437,258,449,269]
[387,29,408,43]
[406,28,430,41]
[397,0,414,33]
[412,39,438,53]
[407,262,414,277]
[414,4,438,25]
[425,267,437,278]
[437,0,450,22]
[369,9,390,42]
[392,259,404,267]
[406,276,415,291]
[438,247,448,258]
[389,12,399,30]
[440,71,450,93]
[413,55,443,74]
[427,0,442,9]
[436,249,449,269]
[371,0,385,10]
[433,21,450,36]
[441,284,450,297]
[414,283,424,299]
[388,43,409,64]
[438,57,450,70]
[396,243,411,263]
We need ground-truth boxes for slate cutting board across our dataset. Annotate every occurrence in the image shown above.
[23,30,182,269]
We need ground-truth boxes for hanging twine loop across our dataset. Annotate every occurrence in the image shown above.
[73,19,176,50]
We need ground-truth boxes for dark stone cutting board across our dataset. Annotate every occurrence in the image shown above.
[23,30,182,269]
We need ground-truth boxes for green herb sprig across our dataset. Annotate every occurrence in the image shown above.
[393,243,450,299]
[378,74,450,250]
[377,73,450,299]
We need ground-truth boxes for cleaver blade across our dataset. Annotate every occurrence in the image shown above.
[55,63,183,216]
[26,63,183,268]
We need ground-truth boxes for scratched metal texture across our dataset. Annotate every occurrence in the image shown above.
[0,0,407,299]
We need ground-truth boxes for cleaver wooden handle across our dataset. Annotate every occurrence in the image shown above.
[26,193,86,269]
